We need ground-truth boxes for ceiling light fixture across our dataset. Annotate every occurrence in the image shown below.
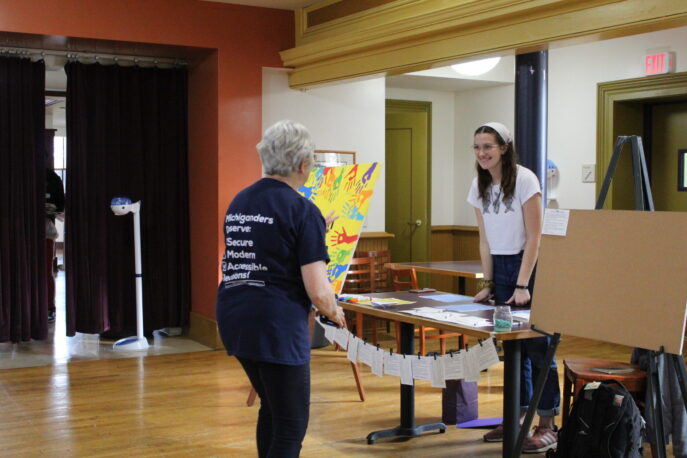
[451,57,501,76]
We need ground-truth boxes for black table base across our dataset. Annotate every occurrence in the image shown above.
[367,422,446,444]
[366,322,446,444]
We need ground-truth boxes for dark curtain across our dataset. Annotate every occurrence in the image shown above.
[0,57,47,342]
[65,62,190,336]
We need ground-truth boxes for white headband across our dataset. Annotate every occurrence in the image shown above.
[480,122,512,144]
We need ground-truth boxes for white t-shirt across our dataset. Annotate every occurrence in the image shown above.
[466,165,541,255]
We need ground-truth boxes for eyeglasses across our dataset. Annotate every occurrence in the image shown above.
[472,143,500,153]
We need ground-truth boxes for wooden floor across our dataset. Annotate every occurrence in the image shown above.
[0,332,649,457]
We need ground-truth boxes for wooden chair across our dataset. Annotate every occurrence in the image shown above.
[355,249,391,292]
[389,266,464,355]
[562,358,647,427]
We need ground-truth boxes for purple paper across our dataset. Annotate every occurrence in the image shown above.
[456,417,503,429]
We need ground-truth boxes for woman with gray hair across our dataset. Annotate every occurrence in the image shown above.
[216,120,346,457]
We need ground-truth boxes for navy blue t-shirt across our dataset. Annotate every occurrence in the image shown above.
[216,178,329,365]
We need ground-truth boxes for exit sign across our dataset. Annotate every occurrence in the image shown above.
[645,51,675,75]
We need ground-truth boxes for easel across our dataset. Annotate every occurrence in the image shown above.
[596,135,687,458]
[504,136,687,458]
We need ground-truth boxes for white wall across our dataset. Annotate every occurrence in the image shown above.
[262,67,386,231]
[385,87,456,225]
[549,26,687,210]
[454,84,515,225]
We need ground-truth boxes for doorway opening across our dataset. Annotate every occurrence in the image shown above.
[385,99,432,270]
[597,72,687,211]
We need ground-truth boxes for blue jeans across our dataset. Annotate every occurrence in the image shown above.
[237,357,310,457]
[492,253,561,417]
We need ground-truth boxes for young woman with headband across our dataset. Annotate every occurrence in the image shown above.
[467,121,560,454]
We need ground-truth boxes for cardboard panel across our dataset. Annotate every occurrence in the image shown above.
[531,209,687,354]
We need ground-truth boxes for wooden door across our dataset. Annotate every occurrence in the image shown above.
[385,100,431,265]
[651,101,687,211]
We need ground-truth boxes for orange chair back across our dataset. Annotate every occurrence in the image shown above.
[355,249,391,291]
[390,267,419,291]
[342,257,376,294]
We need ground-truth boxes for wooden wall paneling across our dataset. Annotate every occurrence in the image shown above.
[430,226,456,292]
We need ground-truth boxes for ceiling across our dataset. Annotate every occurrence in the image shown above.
[386,56,515,93]
[201,0,316,10]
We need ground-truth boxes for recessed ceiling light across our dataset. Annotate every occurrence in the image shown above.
[451,57,501,76]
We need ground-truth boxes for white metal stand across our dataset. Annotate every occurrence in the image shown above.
[111,200,149,351]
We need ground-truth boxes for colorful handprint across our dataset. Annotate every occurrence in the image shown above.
[297,162,380,294]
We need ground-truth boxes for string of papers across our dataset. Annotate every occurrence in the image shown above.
[316,319,501,388]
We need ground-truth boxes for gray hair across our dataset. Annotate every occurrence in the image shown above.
[257,120,315,176]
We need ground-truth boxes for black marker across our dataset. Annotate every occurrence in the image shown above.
[319,314,340,328]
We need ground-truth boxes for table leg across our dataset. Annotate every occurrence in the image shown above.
[502,340,521,458]
[458,277,466,295]
[366,321,446,444]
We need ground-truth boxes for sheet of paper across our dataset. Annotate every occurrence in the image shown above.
[333,328,350,349]
[371,347,384,377]
[399,306,444,315]
[425,294,474,302]
[398,307,492,327]
[357,341,374,367]
[346,336,359,363]
[430,357,447,388]
[323,324,335,343]
[384,353,402,377]
[463,347,482,382]
[477,339,501,371]
[441,303,495,313]
[411,356,433,381]
[512,310,531,322]
[543,208,570,236]
[370,298,416,307]
[441,315,492,327]
[316,319,335,343]
[443,352,465,381]
[400,356,413,386]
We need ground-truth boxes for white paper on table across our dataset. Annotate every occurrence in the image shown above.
[333,327,350,349]
[430,356,447,388]
[384,353,402,376]
[512,310,531,322]
[542,208,570,236]
[397,307,446,316]
[371,347,384,377]
[411,356,433,381]
[397,307,493,327]
[346,336,359,363]
[443,315,492,327]
[443,351,465,381]
[464,347,482,382]
[477,338,501,371]
[357,341,374,368]
[400,356,413,386]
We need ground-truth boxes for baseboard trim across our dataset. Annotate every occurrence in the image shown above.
[188,311,225,350]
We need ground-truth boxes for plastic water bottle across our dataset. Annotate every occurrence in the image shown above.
[493,305,513,332]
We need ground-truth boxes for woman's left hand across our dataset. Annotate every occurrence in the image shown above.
[324,210,339,232]
[506,288,530,306]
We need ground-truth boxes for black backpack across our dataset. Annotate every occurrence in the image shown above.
[548,380,645,458]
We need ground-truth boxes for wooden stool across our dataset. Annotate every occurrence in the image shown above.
[562,358,647,427]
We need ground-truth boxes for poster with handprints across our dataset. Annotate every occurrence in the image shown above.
[298,162,380,294]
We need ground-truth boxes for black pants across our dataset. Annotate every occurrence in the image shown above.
[237,357,310,458]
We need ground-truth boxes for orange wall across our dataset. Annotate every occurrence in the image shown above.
[0,0,294,319]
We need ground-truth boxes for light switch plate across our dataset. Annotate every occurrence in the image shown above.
[582,164,595,183]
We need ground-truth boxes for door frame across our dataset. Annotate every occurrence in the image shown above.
[596,72,687,208]
[385,99,432,262]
